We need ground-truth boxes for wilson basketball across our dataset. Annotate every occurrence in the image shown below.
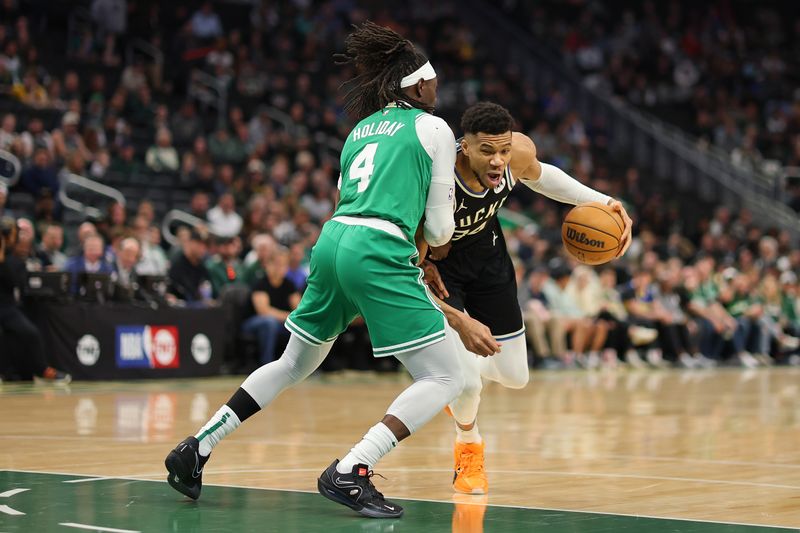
[561,202,624,265]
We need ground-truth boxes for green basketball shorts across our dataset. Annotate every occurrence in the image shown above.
[286,218,446,357]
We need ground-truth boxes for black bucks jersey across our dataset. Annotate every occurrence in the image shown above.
[451,148,515,252]
[432,144,524,339]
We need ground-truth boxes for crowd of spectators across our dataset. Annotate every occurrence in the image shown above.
[501,0,800,209]
[0,0,798,377]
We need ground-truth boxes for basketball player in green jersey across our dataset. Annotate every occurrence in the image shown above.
[164,22,498,519]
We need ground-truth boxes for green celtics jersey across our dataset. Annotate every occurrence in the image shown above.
[335,105,432,241]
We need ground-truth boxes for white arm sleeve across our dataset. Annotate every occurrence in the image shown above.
[520,162,611,206]
[416,114,456,247]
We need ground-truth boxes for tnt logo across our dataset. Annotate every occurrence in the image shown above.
[116,325,179,368]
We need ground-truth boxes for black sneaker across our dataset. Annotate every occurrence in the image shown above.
[317,460,403,518]
[165,436,209,500]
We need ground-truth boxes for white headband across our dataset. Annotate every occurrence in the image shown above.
[400,61,437,88]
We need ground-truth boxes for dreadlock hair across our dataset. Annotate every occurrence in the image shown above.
[336,21,433,121]
[461,102,514,135]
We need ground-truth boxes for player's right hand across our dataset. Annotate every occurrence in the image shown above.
[457,315,501,357]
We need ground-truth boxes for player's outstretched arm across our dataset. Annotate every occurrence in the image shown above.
[512,132,633,257]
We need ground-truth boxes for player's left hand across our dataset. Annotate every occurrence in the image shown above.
[420,259,449,299]
[609,200,633,258]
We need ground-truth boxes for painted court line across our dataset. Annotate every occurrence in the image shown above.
[59,523,140,533]
[63,477,116,484]
[0,488,29,498]
[115,466,800,492]
[187,480,800,531]
[0,505,24,516]
[4,469,797,531]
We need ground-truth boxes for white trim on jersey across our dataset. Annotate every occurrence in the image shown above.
[331,215,406,241]
[373,329,447,354]
[285,317,337,346]
[454,170,489,198]
[494,326,526,342]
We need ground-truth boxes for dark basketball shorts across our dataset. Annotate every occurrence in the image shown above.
[435,240,525,342]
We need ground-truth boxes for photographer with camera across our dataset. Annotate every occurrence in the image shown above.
[0,216,71,384]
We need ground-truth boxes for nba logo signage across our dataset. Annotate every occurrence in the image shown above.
[116,325,179,368]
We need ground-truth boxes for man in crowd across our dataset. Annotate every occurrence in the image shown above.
[242,233,276,285]
[167,229,212,305]
[65,233,114,294]
[207,192,243,238]
[131,215,168,276]
[206,235,244,296]
[112,237,140,298]
[241,248,300,365]
[0,216,70,383]
[37,223,67,270]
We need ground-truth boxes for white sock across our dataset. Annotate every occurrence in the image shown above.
[456,422,482,444]
[195,405,241,457]
[336,422,397,474]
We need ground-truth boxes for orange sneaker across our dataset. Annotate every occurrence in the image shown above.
[453,441,488,494]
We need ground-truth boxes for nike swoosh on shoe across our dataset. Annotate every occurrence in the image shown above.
[191,454,203,478]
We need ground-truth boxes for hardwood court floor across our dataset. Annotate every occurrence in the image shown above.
[1,368,800,532]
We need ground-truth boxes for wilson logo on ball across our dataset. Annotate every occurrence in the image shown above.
[566,227,605,248]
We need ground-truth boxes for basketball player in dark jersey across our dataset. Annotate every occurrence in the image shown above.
[424,102,632,494]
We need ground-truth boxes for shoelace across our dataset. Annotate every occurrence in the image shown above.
[458,452,484,473]
[360,470,387,500]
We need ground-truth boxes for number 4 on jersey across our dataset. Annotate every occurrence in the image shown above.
[348,143,378,193]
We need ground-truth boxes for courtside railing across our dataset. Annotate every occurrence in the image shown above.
[161,209,208,247]
[0,149,21,187]
[59,173,125,219]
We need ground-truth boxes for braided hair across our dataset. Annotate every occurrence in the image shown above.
[336,21,433,120]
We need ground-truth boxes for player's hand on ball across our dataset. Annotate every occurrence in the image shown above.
[609,200,633,258]
[457,315,501,357]
[420,260,449,299]
[429,241,452,261]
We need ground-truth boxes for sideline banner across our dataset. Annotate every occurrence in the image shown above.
[38,302,224,380]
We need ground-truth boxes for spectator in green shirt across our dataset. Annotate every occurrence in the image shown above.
[241,233,275,286]
[208,127,246,166]
[205,235,244,296]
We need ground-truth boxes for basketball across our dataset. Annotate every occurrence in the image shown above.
[561,202,624,265]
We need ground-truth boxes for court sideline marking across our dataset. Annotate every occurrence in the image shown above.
[1,468,797,531]
[54,466,800,492]
[60,523,140,533]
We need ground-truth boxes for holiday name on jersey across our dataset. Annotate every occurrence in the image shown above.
[351,121,406,142]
